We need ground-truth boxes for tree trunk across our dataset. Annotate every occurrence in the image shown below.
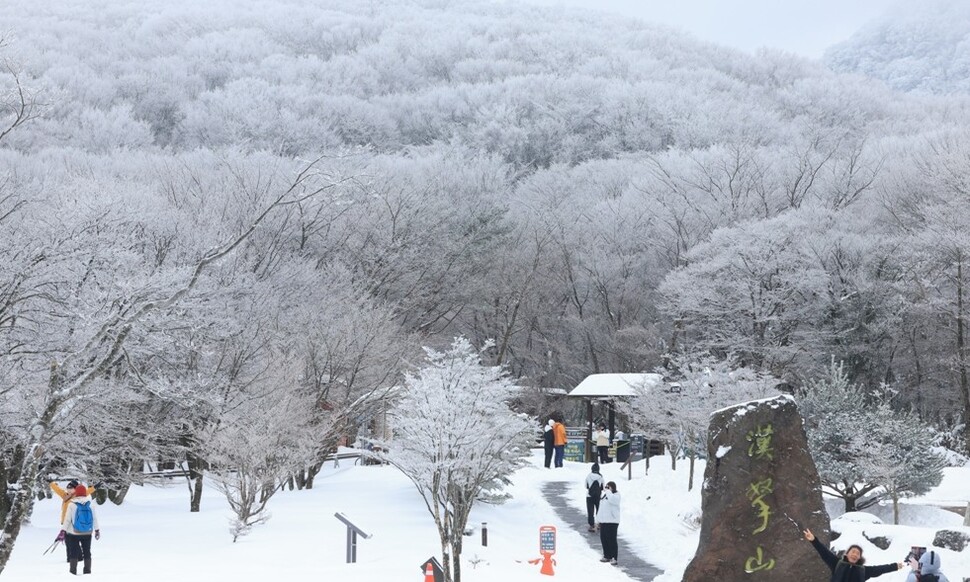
[842,481,858,513]
[189,473,204,513]
[108,483,132,505]
[688,453,696,492]
[0,459,8,528]
[956,257,970,458]
[0,372,63,575]
[304,462,322,489]
[0,445,43,575]
[453,535,463,582]
[892,492,900,525]
[186,452,206,512]
[442,544,452,582]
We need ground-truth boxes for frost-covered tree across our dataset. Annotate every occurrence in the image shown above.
[386,337,535,582]
[864,415,946,525]
[628,355,779,490]
[0,37,44,144]
[659,209,833,375]
[882,134,970,456]
[0,153,337,575]
[799,360,944,513]
[209,382,315,542]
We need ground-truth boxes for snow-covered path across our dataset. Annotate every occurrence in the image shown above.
[543,481,663,581]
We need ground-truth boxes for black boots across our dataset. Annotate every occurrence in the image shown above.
[67,557,91,575]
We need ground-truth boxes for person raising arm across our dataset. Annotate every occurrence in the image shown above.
[804,528,903,582]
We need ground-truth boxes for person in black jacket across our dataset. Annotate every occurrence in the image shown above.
[803,528,903,582]
[584,463,604,532]
[542,419,555,468]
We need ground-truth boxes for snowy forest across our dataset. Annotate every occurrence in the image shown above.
[2,0,970,574]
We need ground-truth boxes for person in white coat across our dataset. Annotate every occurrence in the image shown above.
[61,484,101,575]
[596,481,620,565]
[906,549,949,582]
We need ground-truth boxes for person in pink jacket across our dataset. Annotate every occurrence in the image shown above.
[60,485,101,575]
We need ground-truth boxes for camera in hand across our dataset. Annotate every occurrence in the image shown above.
[904,546,926,564]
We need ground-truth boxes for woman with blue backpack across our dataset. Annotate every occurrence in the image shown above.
[50,480,98,563]
[60,484,101,575]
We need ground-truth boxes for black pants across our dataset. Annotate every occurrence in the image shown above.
[597,445,610,463]
[586,497,600,527]
[599,523,618,560]
[65,533,92,561]
[543,445,554,468]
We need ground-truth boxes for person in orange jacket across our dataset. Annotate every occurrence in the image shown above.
[552,418,567,467]
[50,480,98,563]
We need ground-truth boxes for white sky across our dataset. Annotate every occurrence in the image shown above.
[514,0,902,58]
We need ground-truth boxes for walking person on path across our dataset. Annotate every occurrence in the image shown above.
[597,481,620,565]
[61,484,101,575]
[552,418,567,468]
[584,463,604,532]
[803,528,903,581]
[543,419,555,468]
[50,480,97,563]
[593,424,611,464]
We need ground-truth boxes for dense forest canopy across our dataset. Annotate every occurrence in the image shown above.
[3,0,940,159]
[2,0,970,527]
[826,0,970,95]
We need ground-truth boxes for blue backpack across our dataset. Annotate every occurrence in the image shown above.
[73,501,94,533]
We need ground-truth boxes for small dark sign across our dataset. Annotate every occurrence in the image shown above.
[419,556,444,582]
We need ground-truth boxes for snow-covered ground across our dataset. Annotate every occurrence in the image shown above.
[7,452,969,581]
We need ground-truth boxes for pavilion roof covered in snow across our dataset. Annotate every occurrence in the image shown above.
[567,373,663,398]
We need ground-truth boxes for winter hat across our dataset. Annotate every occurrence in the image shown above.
[74,485,87,497]
[591,463,600,473]
[919,550,941,575]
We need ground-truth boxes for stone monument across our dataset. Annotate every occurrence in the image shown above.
[683,395,830,581]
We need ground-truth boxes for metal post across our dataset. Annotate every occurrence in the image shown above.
[335,512,371,564]
[607,401,616,450]
[346,527,354,563]
[481,522,488,546]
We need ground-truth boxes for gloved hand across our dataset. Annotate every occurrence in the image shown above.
[56,530,65,542]
[94,530,100,541]
[93,481,105,490]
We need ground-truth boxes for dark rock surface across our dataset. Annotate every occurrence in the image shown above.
[683,395,831,581]
[933,529,970,552]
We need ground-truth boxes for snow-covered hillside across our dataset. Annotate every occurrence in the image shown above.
[825,0,970,94]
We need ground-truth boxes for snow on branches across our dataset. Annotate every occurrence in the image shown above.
[385,337,535,582]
